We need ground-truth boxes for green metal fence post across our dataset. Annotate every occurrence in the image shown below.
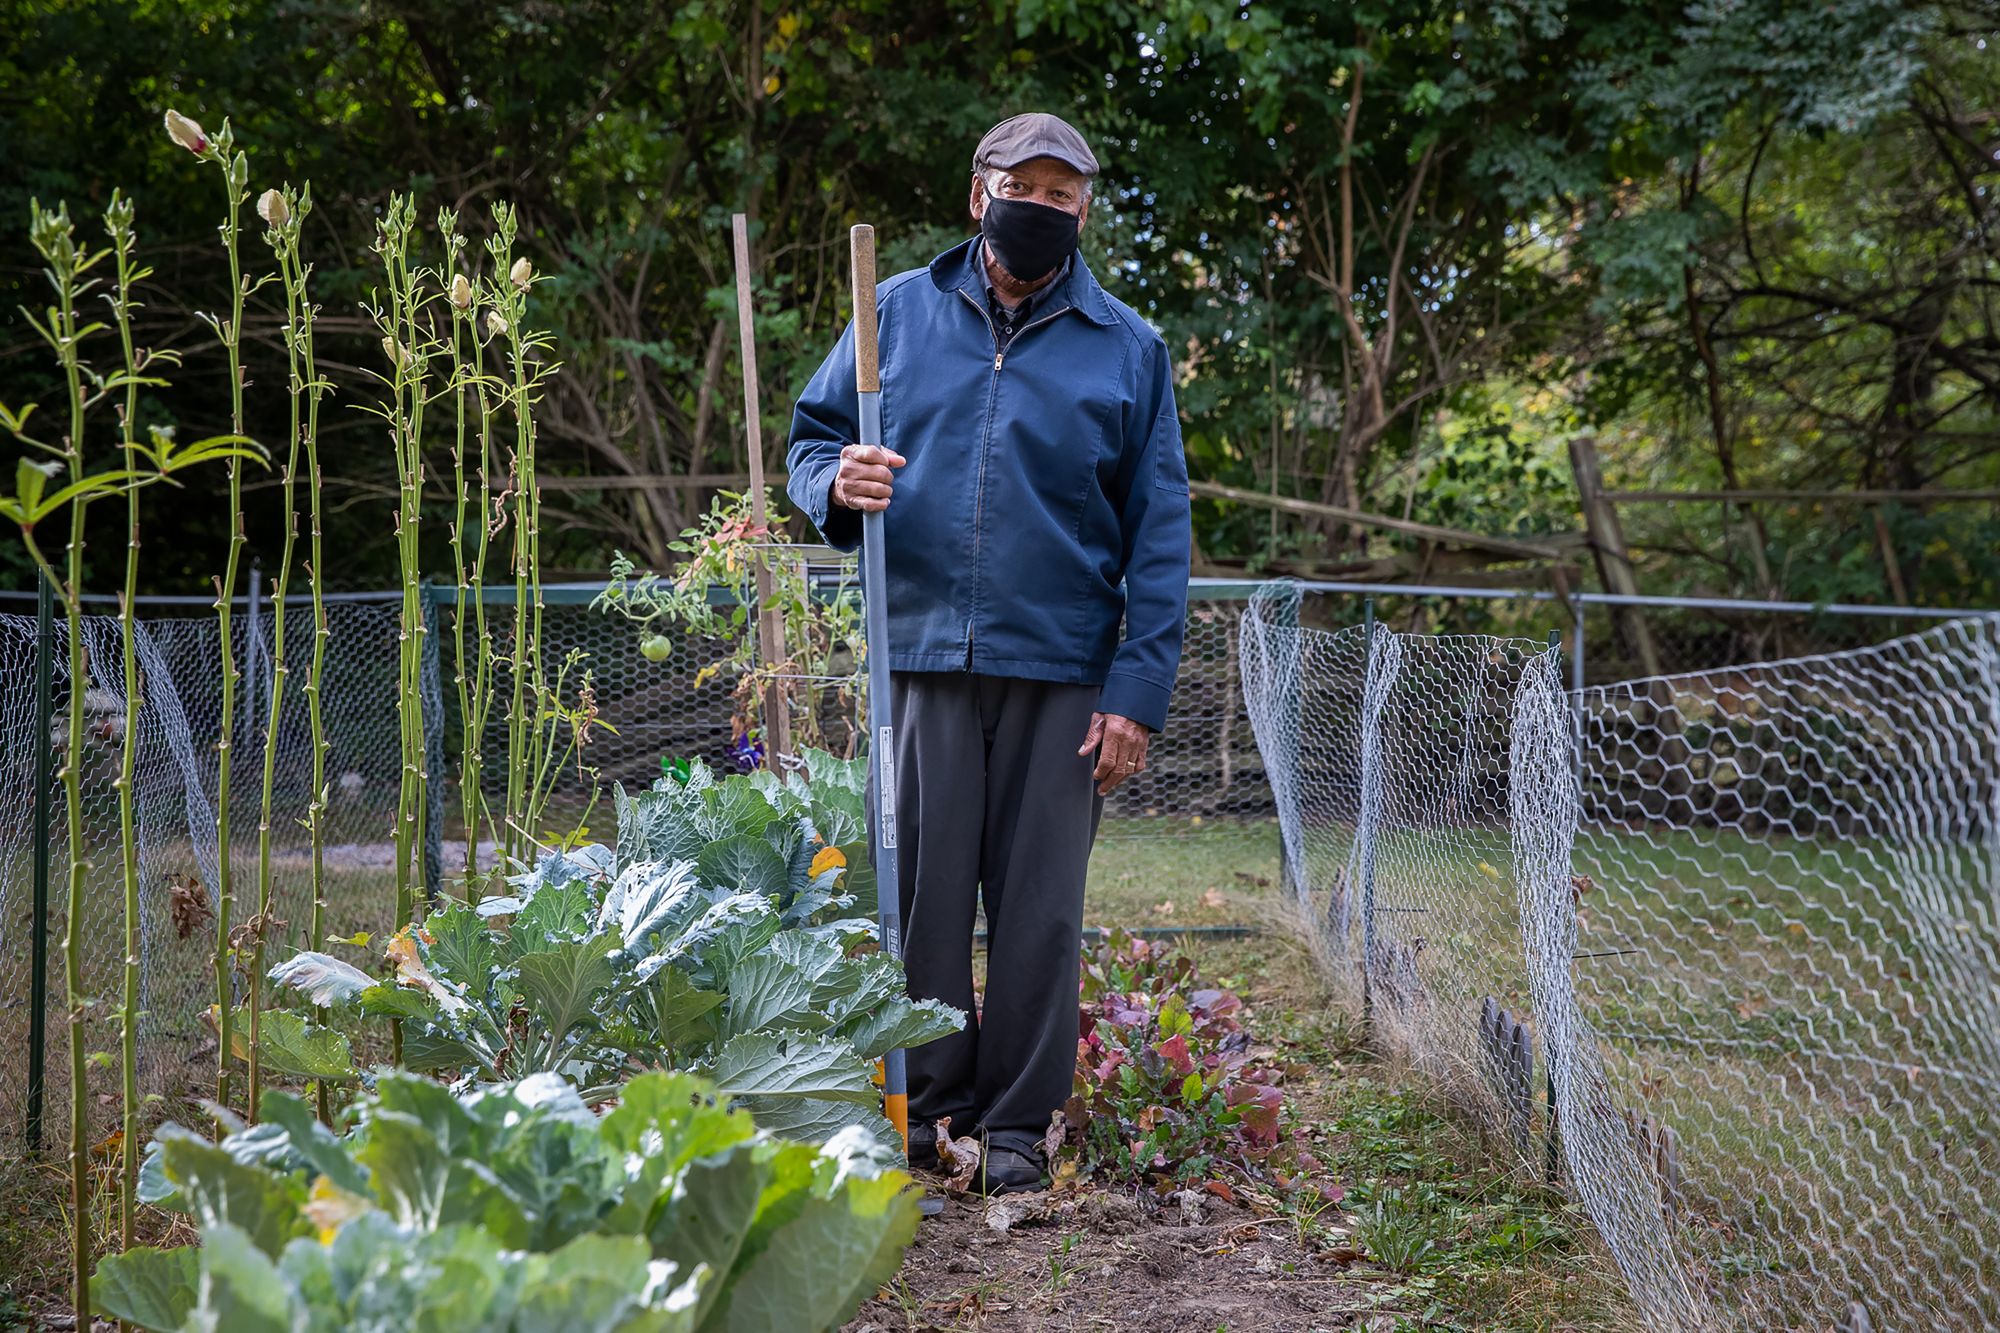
[1360,596,1377,1042]
[1546,625,1563,1187]
[27,569,54,1151]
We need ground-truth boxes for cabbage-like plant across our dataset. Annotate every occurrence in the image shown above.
[94,1070,919,1332]
[265,752,959,1144]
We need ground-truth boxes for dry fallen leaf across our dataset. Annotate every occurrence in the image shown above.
[1200,888,1227,910]
[1040,1108,1066,1164]
[935,1116,983,1193]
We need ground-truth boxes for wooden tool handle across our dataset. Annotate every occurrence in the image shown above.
[850,224,880,393]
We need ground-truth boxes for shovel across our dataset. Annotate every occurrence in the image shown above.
[848,224,923,1182]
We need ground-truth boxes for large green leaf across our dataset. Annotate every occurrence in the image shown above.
[737,1095,900,1151]
[516,1233,702,1333]
[92,1244,200,1329]
[514,877,600,947]
[695,834,789,897]
[644,1150,765,1327]
[192,1222,295,1333]
[234,1006,358,1083]
[703,778,782,840]
[834,840,877,920]
[645,964,724,1055]
[425,900,504,1000]
[834,997,965,1062]
[256,1090,371,1196]
[158,1134,308,1258]
[516,933,618,1039]
[711,1170,919,1333]
[353,1111,453,1229]
[704,1030,877,1103]
[713,950,822,1040]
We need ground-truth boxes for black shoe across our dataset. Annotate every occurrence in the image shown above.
[976,1147,1046,1196]
[905,1121,939,1171]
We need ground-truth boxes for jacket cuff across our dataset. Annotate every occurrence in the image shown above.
[800,457,861,553]
[1097,671,1171,733]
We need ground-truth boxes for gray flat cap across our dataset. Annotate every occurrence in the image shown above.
[973,112,1099,177]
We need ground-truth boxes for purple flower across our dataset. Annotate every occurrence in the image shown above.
[727,732,764,772]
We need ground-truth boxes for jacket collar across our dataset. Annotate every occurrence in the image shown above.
[927,236,1119,328]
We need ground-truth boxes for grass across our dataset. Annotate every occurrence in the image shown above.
[1174,921,1641,1332]
[1285,809,2000,1329]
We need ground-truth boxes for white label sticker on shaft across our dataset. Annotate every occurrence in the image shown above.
[877,727,898,848]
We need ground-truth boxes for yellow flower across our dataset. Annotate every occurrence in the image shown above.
[163,109,207,155]
[450,273,473,310]
[303,1175,370,1244]
[256,189,289,229]
[809,845,846,879]
[485,309,509,338]
[509,257,533,291]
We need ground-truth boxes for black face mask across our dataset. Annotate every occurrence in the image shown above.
[979,191,1080,285]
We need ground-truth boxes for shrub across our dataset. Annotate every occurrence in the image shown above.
[94,1070,918,1332]
[1051,930,1285,1187]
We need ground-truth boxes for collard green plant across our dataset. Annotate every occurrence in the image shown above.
[266,751,957,1145]
[95,1070,920,1332]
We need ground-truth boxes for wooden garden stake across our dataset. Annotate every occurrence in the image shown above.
[732,212,791,767]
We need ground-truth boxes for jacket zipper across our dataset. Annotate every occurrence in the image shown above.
[957,290,1003,666]
[954,289,1072,663]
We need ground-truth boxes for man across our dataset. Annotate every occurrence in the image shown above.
[786,112,1191,1193]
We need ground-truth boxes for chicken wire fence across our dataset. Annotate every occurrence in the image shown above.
[1239,581,2000,1331]
[0,577,1265,1151]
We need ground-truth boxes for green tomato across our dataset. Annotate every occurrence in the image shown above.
[640,633,673,663]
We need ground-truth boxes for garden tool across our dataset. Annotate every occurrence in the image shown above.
[848,223,912,1160]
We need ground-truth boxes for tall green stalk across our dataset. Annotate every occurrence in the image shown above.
[173,114,257,1125]
[369,198,433,1063]
[25,196,109,1333]
[487,204,546,862]
[440,212,494,893]
[247,185,307,1120]
[288,186,332,1123]
[103,190,149,1256]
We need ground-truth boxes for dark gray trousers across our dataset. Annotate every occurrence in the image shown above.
[880,672,1103,1158]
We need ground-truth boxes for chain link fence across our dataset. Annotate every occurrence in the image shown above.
[1239,582,2000,1330]
[8,569,1998,1332]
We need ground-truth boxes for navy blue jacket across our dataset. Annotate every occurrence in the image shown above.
[786,238,1191,731]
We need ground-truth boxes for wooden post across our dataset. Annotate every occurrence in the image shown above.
[1567,436,1664,679]
[732,212,791,768]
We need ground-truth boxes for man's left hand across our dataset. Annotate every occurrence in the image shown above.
[1079,712,1151,795]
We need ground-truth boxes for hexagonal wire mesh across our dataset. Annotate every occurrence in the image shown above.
[1239,582,2000,1331]
[7,572,1998,1331]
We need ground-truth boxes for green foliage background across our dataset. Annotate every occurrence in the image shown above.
[1,0,1995,602]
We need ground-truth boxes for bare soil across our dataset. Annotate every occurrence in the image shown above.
[845,1182,1383,1333]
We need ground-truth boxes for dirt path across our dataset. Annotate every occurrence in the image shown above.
[847,928,1639,1333]
[849,1187,1373,1333]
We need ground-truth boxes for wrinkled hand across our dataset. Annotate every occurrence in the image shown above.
[830,444,906,512]
[1079,712,1151,795]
